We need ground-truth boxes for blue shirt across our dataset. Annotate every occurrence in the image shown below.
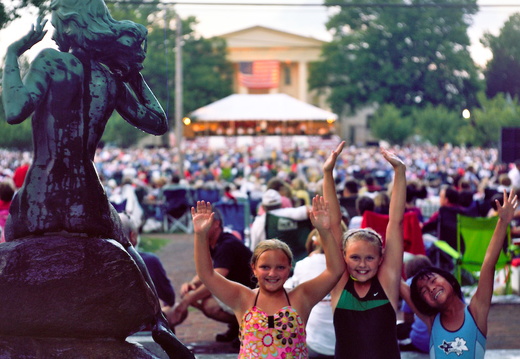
[430,306,486,358]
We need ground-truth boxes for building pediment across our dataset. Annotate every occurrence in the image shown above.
[217,25,325,49]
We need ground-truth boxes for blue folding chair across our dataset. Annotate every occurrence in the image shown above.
[195,188,221,204]
[161,188,194,233]
[213,199,251,241]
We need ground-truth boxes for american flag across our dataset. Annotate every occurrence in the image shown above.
[238,60,280,89]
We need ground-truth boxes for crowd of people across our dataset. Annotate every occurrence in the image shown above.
[1,142,519,358]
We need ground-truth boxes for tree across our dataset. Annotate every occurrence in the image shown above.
[0,0,48,30]
[370,104,414,145]
[309,0,482,116]
[413,104,462,146]
[482,13,520,100]
[458,93,520,147]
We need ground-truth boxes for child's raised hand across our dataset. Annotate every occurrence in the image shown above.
[309,195,331,231]
[496,190,518,223]
[381,148,405,170]
[323,141,345,172]
[191,201,214,234]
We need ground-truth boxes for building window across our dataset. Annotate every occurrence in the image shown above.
[284,65,291,85]
[366,114,374,129]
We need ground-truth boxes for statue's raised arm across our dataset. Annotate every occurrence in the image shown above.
[1,1,193,358]
[3,16,49,124]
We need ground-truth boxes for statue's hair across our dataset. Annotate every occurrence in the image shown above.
[50,0,147,76]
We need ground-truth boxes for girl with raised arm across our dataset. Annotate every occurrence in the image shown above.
[401,189,517,358]
[192,195,344,358]
[322,142,407,359]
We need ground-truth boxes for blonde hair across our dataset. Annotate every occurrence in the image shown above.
[342,228,383,256]
[251,239,293,267]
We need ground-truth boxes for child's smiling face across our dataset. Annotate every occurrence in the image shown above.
[253,249,291,293]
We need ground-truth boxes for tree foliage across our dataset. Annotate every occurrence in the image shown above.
[367,94,520,147]
[370,104,414,145]
[482,13,520,100]
[458,93,520,147]
[0,0,48,30]
[413,104,462,146]
[310,0,482,116]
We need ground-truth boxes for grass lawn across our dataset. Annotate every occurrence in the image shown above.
[139,235,171,253]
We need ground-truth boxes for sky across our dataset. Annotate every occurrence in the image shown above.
[0,0,519,67]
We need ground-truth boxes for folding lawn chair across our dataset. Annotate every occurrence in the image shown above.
[265,213,313,262]
[161,188,194,233]
[455,214,512,291]
[213,199,251,241]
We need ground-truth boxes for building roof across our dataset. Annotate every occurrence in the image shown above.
[189,94,338,122]
[217,25,327,48]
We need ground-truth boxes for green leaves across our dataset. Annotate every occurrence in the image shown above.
[482,13,520,100]
[311,0,482,114]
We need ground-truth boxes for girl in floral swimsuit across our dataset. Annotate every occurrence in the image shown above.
[192,182,344,357]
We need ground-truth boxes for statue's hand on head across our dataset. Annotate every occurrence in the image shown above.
[9,16,48,57]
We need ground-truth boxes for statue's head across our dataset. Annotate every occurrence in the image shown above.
[49,0,147,79]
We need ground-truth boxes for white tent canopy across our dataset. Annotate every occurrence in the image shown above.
[189,94,337,122]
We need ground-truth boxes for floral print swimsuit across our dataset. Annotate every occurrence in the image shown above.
[239,290,307,358]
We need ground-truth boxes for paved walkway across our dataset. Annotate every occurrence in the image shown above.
[141,232,520,358]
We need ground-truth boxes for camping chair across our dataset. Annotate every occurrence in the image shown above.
[455,214,512,291]
[428,206,470,272]
[265,213,313,262]
[213,198,251,241]
[195,188,221,204]
[360,210,426,255]
[161,188,194,233]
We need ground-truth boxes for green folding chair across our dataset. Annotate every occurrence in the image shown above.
[456,214,512,292]
[265,213,313,263]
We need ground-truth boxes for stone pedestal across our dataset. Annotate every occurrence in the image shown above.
[0,336,159,358]
[0,236,161,357]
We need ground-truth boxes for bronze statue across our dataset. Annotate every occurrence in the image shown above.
[1,0,193,357]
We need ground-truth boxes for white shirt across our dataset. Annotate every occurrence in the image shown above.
[285,253,335,355]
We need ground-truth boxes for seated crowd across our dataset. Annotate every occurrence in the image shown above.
[1,144,519,358]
